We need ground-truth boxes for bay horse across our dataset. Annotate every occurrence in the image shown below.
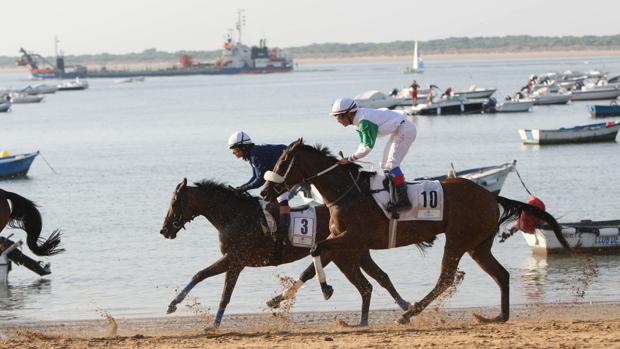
[159,178,412,328]
[0,189,64,256]
[261,139,570,325]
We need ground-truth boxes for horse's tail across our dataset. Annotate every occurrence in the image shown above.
[3,190,65,256]
[496,196,570,250]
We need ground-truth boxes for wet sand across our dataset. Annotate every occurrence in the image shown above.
[1,302,619,348]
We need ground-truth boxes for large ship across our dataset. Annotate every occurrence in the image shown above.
[16,10,293,79]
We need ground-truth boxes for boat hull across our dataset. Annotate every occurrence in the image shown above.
[589,104,620,118]
[519,122,620,145]
[496,100,533,113]
[571,88,620,101]
[32,66,293,79]
[0,152,39,178]
[521,220,620,254]
[416,161,515,195]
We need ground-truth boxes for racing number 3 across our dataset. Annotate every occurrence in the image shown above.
[300,219,308,234]
[420,190,438,208]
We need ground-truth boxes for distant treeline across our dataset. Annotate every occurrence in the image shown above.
[2,35,620,67]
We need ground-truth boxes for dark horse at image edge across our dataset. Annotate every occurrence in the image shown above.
[261,139,571,325]
[0,189,65,272]
[160,178,413,328]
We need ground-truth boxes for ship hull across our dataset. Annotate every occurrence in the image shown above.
[31,66,293,79]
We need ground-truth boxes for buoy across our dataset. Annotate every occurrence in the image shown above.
[0,150,9,158]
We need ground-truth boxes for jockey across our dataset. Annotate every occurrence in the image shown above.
[330,98,417,211]
[228,131,291,244]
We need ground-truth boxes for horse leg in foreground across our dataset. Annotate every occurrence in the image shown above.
[397,244,464,324]
[167,254,242,328]
[267,251,410,311]
[468,237,509,323]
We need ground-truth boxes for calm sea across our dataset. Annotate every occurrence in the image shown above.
[1,56,619,323]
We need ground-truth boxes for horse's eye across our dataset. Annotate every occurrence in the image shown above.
[172,221,180,228]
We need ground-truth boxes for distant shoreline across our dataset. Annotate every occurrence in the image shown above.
[2,49,618,74]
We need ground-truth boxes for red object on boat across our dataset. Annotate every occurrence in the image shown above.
[179,55,193,68]
[514,195,546,234]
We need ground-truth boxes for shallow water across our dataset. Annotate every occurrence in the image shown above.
[1,55,619,322]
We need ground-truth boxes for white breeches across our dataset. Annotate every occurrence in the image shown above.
[380,120,417,170]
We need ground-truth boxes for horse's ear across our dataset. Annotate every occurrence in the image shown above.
[291,137,303,150]
[180,178,187,189]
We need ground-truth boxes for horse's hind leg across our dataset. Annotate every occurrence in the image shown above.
[397,245,464,324]
[266,256,334,309]
[468,238,509,323]
[333,253,373,326]
[360,251,410,311]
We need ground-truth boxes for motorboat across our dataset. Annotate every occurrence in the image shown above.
[494,97,534,113]
[410,96,491,115]
[453,85,496,99]
[8,93,44,104]
[589,102,620,118]
[0,151,39,178]
[571,85,620,101]
[57,78,89,91]
[416,161,516,195]
[519,121,620,145]
[529,89,572,105]
[521,220,620,254]
[354,90,400,109]
[389,86,432,107]
[20,84,57,95]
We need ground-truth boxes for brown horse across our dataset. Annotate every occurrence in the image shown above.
[0,189,64,256]
[261,139,570,325]
[159,178,412,327]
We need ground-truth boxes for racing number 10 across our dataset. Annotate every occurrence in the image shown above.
[420,190,438,208]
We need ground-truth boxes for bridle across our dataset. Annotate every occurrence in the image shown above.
[169,189,195,231]
[265,150,361,208]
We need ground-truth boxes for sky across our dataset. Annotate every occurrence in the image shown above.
[2,0,619,56]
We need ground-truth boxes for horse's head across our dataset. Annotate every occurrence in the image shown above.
[160,178,193,239]
[262,138,311,202]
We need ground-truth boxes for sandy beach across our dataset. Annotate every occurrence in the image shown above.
[1,302,618,348]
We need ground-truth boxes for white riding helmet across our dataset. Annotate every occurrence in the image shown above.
[330,97,358,116]
[228,131,253,149]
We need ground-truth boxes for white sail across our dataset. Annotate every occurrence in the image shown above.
[404,40,424,74]
[413,41,419,71]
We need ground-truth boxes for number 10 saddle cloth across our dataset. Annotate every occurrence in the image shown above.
[369,174,444,221]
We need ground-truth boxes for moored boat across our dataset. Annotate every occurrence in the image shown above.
[571,86,620,101]
[519,121,620,145]
[589,102,620,118]
[521,220,620,254]
[8,93,44,103]
[57,78,88,91]
[0,151,39,178]
[0,102,10,113]
[354,90,400,109]
[416,160,516,195]
[453,85,496,99]
[495,98,534,113]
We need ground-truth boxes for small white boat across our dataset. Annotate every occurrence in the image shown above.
[404,40,424,74]
[0,102,10,113]
[417,161,516,195]
[521,220,620,254]
[20,84,57,95]
[57,78,89,91]
[453,85,496,99]
[571,86,620,101]
[8,93,44,104]
[354,90,400,109]
[519,121,620,145]
[410,96,490,115]
[530,92,572,105]
[495,98,534,113]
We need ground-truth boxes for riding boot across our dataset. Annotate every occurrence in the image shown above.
[391,183,412,211]
[278,203,291,246]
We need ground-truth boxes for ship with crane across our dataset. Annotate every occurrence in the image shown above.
[16,10,294,79]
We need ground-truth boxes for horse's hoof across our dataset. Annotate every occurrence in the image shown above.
[203,324,220,332]
[472,313,507,323]
[321,284,334,300]
[396,316,411,325]
[266,296,282,309]
[396,299,411,311]
[359,320,369,327]
[166,304,177,314]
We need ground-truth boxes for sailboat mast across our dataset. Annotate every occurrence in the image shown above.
[413,40,419,70]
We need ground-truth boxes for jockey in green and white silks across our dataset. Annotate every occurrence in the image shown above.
[330,97,417,211]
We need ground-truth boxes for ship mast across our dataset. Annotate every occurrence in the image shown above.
[236,9,246,44]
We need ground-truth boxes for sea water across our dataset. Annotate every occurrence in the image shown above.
[0,55,619,322]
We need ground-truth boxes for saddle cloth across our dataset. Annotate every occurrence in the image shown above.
[259,200,317,248]
[370,174,444,221]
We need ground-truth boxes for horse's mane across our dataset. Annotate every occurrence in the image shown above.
[301,143,362,171]
[194,179,259,204]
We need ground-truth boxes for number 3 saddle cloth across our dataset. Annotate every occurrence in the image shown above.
[369,174,444,221]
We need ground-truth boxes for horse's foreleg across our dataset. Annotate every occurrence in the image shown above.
[310,231,358,300]
[333,254,373,326]
[468,239,509,323]
[397,247,464,324]
[212,267,243,328]
[266,256,334,309]
[167,254,233,314]
[359,251,410,311]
